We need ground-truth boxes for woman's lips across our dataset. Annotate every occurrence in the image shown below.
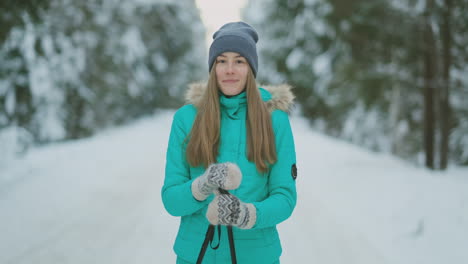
[222,79,238,83]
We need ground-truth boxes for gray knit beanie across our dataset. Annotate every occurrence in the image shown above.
[208,21,259,77]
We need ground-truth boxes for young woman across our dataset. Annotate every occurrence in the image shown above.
[162,21,297,264]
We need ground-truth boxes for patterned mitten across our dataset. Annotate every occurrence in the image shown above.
[206,192,256,229]
[191,162,242,201]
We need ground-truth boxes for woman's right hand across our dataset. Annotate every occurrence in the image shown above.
[191,162,242,201]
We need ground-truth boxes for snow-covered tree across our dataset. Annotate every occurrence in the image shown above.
[243,0,468,168]
[0,0,205,162]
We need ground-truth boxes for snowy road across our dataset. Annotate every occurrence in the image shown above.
[278,192,387,264]
[1,112,175,263]
[1,111,466,263]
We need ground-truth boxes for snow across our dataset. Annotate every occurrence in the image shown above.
[1,110,467,264]
[285,48,304,70]
[313,51,331,76]
[121,26,147,65]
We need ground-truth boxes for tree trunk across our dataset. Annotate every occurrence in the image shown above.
[423,0,437,169]
[439,0,453,170]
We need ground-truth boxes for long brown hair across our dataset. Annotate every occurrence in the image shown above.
[186,63,277,173]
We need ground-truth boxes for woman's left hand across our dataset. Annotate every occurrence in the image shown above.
[206,192,256,229]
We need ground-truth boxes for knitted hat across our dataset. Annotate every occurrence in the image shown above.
[208,22,259,77]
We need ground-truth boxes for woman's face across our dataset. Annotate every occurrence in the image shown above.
[215,52,249,96]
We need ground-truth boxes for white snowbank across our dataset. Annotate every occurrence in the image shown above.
[0,110,466,264]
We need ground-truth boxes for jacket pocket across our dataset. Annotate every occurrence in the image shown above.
[234,227,278,244]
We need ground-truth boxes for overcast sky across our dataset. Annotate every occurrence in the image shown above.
[195,0,247,50]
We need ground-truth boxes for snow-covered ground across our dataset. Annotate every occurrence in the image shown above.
[1,110,467,264]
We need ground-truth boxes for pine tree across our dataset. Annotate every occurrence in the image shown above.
[243,0,468,168]
[0,0,206,156]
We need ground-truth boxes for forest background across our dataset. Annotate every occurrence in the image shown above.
[1,0,467,170]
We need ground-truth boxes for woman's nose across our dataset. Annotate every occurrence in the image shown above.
[226,62,235,74]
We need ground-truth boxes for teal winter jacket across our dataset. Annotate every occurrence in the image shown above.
[162,83,297,264]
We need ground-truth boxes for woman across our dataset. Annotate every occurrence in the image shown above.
[162,21,297,264]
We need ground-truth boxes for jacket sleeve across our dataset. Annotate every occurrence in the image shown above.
[161,107,209,217]
[252,110,297,229]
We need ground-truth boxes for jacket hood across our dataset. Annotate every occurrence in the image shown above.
[185,82,295,113]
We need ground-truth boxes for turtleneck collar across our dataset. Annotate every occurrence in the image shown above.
[219,91,247,119]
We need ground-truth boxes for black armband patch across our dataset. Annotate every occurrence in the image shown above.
[291,164,297,180]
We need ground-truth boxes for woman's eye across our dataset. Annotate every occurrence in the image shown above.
[236,60,245,64]
[217,59,226,64]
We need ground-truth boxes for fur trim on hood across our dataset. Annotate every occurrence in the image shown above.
[185,82,295,113]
